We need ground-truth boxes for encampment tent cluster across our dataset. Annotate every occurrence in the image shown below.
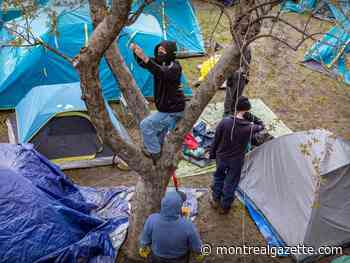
[1,0,205,168]
[1,0,350,262]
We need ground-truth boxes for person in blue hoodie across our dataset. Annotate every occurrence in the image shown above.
[139,191,203,263]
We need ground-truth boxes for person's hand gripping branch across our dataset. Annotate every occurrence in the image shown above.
[130,43,149,64]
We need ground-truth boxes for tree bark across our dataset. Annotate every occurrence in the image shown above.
[89,0,150,127]
[125,169,171,260]
[77,0,268,261]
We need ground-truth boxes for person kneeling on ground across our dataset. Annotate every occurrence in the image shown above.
[209,96,264,214]
[131,41,185,162]
[139,191,204,263]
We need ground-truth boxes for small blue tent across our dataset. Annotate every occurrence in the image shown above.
[302,3,350,85]
[11,82,131,164]
[0,0,203,109]
[0,143,130,262]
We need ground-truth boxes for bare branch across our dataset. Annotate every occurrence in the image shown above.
[126,0,156,26]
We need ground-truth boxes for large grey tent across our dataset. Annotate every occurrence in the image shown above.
[239,129,350,262]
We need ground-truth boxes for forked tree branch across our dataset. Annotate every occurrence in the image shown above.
[89,0,150,126]
[76,0,154,177]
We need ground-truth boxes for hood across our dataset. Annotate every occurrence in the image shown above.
[160,191,183,220]
[154,40,177,64]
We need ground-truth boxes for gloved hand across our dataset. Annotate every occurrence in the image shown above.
[194,252,205,262]
[139,246,151,258]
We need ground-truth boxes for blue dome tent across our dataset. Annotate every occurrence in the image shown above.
[7,82,132,169]
[0,0,203,109]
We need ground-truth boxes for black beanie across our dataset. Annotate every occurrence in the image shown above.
[236,96,251,111]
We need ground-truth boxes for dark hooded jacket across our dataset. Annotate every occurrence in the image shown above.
[139,191,202,259]
[210,116,264,161]
[135,41,185,113]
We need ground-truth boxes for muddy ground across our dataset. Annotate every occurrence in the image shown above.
[0,1,349,262]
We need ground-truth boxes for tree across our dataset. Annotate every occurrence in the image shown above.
[2,0,348,260]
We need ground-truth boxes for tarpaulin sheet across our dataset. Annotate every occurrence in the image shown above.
[0,143,129,263]
[0,143,206,262]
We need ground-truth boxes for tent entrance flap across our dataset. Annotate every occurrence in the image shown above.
[31,115,101,162]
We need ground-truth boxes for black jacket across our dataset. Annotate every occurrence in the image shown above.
[135,42,185,113]
[210,116,264,161]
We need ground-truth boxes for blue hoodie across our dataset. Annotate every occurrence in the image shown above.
[139,191,202,259]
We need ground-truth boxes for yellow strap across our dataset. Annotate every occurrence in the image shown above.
[56,111,91,120]
[51,154,96,165]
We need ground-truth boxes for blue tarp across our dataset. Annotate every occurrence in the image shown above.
[0,0,202,109]
[0,143,206,262]
[236,188,286,251]
[0,143,130,262]
[15,82,132,144]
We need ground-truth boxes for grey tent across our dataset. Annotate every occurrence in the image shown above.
[239,129,350,262]
[6,82,132,170]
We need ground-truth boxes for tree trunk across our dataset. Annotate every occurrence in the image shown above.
[125,168,172,260]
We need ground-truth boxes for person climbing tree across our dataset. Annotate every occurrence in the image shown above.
[131,41,185,162]
[139,191,204,263]
[209,96,264,214]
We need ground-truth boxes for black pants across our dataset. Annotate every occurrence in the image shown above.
[211,157,244,209]
[149,252,189,263]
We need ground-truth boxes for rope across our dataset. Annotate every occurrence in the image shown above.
[209,9,224,48]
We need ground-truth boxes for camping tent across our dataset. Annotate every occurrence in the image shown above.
[239,129,350,262]
[281,1,350,85]
[0,0,203,109]
[302,4,350,85]
[7,82,131,169]
[0,143,130,262]
[139,0,205,57]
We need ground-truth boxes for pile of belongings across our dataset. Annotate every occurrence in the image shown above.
[182,121,216,167]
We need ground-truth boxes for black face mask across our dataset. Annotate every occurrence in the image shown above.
[156,53,169,64]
